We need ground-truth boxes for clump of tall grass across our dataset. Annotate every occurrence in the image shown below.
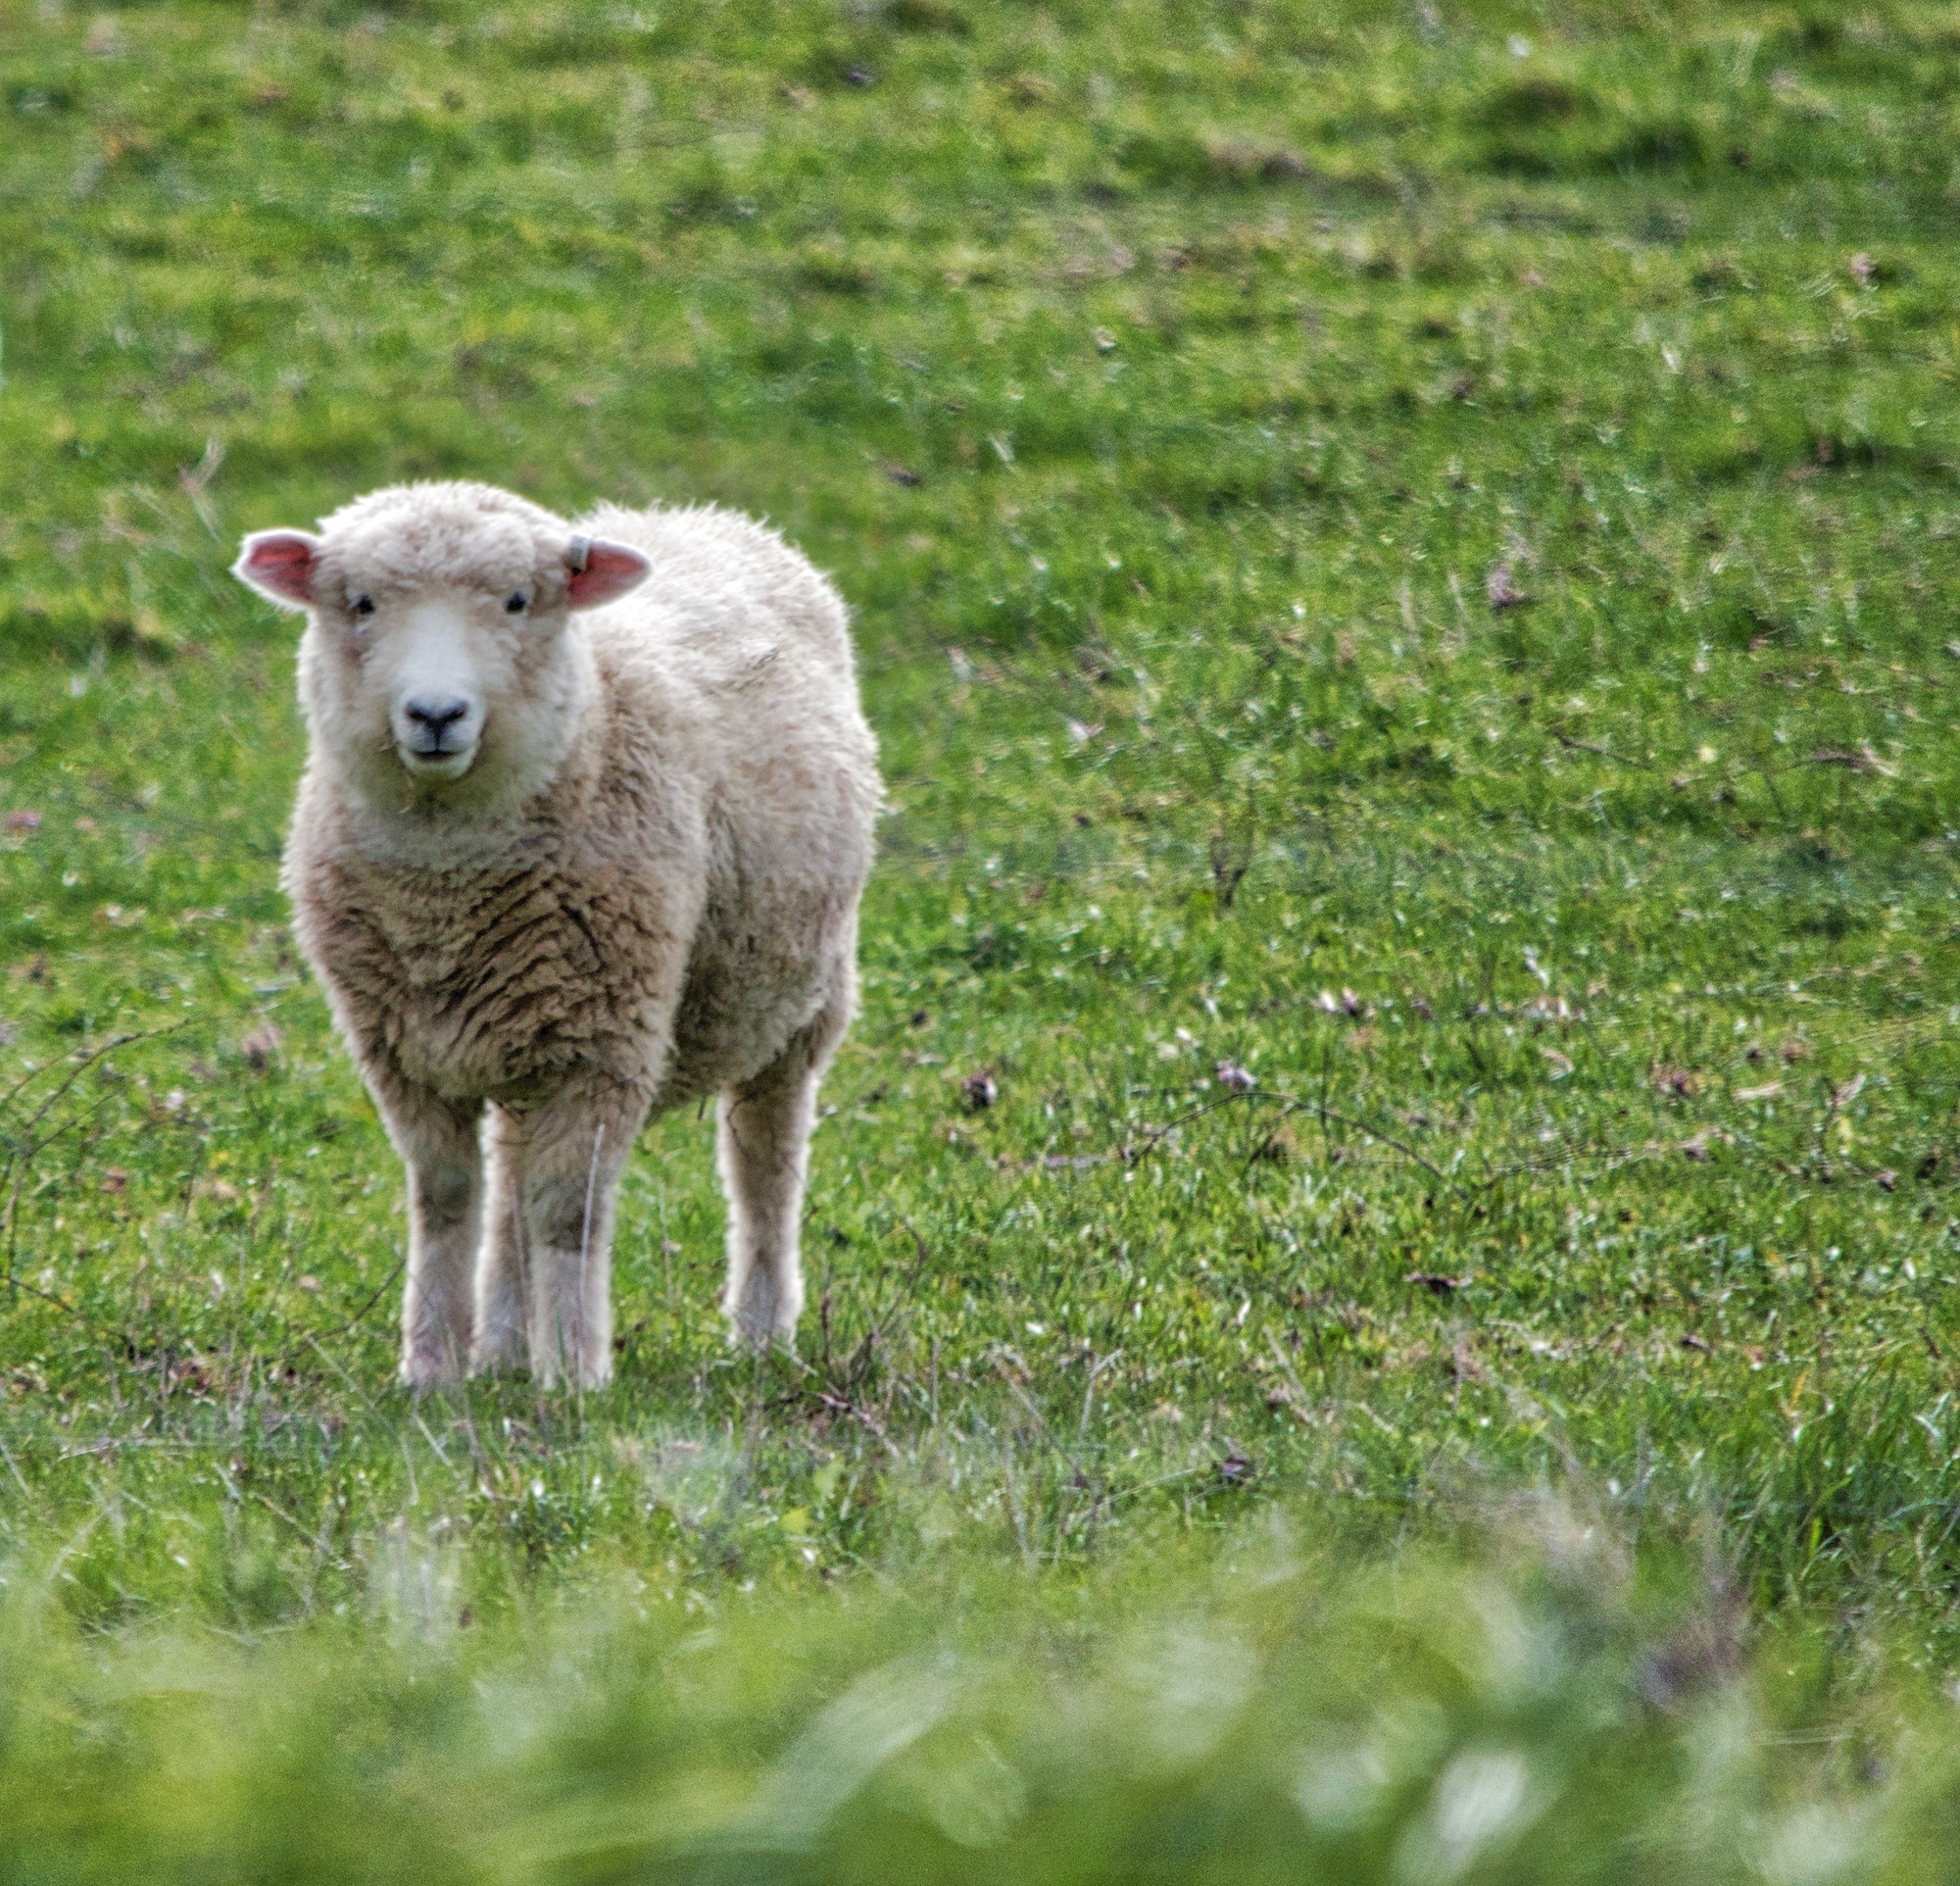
[2,1495,1951,1884]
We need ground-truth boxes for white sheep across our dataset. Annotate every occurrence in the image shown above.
[232,480,881,1388]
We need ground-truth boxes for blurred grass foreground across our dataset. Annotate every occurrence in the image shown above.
[14,0,1960,1877]
[11,1500,1960,1885]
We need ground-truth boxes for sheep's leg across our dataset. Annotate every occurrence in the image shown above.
[718,984,852,1347]
[368,1073,483,1388]
[509,1080,651,1390]
[468,1105,526,1375]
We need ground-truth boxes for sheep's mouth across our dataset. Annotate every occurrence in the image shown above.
[397,742,477,779]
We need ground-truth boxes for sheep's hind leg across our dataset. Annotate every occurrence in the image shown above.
[514,1081,651,1390]
[468,1106,526,1375]
[718,992,850,1348]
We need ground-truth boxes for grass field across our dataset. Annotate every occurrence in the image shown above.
[7,0,1960,1874]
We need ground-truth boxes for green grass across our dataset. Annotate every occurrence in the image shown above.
[6,0,1960,1873]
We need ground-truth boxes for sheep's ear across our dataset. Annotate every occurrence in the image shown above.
[233,530,321,610]
[564,536,651,610]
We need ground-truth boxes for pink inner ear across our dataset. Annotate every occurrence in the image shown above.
[237,531,318,606]
[566,540,652,610]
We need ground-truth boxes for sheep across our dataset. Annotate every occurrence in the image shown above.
[232,480,881,1389]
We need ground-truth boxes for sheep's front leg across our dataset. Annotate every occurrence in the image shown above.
[367,1071,483,1388]
[509,1080,651,1389]
[718,992,850,1347]
[469,1105,526,1376]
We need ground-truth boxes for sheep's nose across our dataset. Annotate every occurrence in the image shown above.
[404,695,470,739]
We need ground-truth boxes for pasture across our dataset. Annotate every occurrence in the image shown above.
[5,0,1960,1874]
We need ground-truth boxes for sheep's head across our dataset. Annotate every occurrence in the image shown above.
[232,482,649,811]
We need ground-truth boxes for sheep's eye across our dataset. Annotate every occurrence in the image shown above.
[350,595,376,619]
[505,592,528,615]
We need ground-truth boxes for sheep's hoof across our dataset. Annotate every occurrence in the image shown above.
[467,1332,525,1376]
[530,1356,613,1392]
[401,1351,466,1390]
[724,1308,801,1353]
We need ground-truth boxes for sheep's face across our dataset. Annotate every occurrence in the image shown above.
[233,490,649,813]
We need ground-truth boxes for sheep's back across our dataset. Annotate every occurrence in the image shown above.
[577,501,851,665]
